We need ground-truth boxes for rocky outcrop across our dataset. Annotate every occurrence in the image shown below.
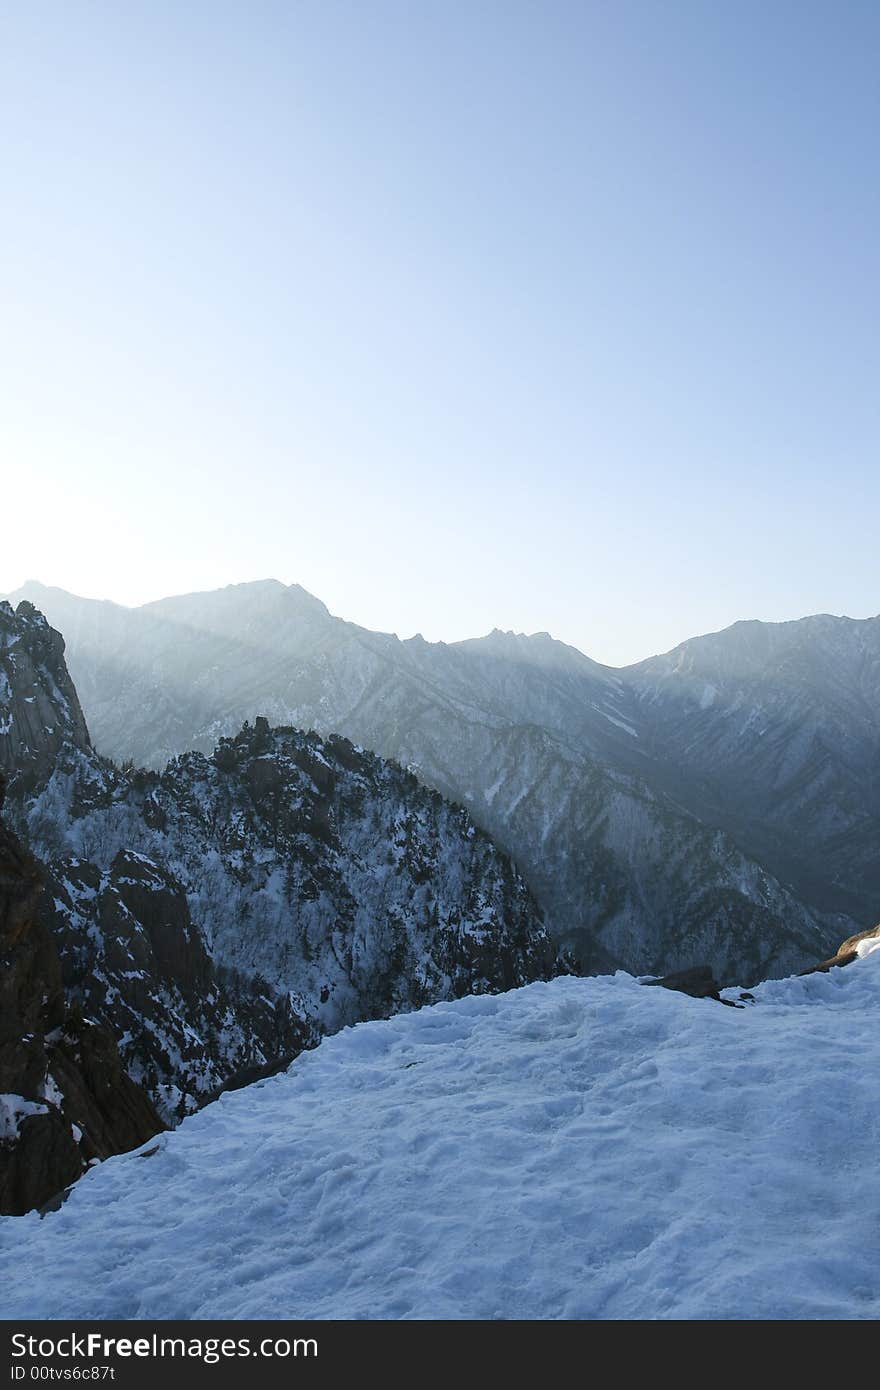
[100,850,213,991]
[0,777,163,1215]
[24,719,558,1037]
[642,965,724,999]
[800,923,880,975]
[41,850,309,1123]
[0,601,91,795]
[641,964,755,1008]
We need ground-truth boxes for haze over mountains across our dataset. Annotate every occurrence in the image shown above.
[0,598,552,1189]
[2,582,878,1241]
[9,579,878,982]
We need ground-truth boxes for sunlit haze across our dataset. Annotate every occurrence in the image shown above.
[3,2,879,665]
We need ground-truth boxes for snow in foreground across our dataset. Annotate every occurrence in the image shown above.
[3,955,880,1320]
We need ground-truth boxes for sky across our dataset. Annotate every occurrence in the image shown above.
[2,1,879,666]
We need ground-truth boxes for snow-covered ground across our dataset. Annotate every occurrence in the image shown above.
[3,955,880,1320]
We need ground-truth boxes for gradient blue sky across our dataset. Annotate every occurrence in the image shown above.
[3,1,878,664]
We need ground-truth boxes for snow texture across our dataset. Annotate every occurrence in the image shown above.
[3,955,879,1320]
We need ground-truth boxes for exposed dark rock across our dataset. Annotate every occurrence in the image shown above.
[0,776,163,1215]
[3,1110,82,1218]
[642,964,754,1008]
[108,850,212,990]
[642,964,723,999]
[41,853,309,1124]
[800,923,880,975]
[0,785,63,1050]
[49,1017,164,1159]
[0,601,91,796]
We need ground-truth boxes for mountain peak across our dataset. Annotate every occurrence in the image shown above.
[0,601,92,791]
[280,582,331,616]
[138,579,332,639]
[11,580,70,605]
[451,625,611,678]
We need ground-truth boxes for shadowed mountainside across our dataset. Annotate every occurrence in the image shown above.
[0,775,163,1215]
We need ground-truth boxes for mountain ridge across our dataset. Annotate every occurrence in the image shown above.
[1,600,558,1133]
[4,582,861,979]
[12,577,879,668]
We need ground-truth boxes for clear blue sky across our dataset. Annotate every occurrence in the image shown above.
[2,1,878,664]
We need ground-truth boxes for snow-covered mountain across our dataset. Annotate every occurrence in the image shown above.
[39,848,308,1125]
[1,599,555,1129]
[627,614,880,922]
[5,947,880,1319]
[6,581,858,979]
[26,723,555,1033]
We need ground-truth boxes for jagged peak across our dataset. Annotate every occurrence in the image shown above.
[279,582,331,616]
[13,599,52,627]
[451,624,612,677]
[0,599,60,651]
[0,600,92,783]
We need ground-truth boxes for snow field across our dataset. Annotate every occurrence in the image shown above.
[2,957,879,1320]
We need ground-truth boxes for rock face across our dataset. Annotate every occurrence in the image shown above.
[0,606,304,1126]
[800,923,880,975]
[2,602,557,1125]
[642,965,724,999]
[0,600,91,794]
[40,850,308,1123]
[0,777,163,1215]
[23,720,558,1038]
[4,581,851,981]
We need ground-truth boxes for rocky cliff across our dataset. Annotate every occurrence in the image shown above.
[0,776,163,1215]
[0,599,91,794]
[40,848,309,1123]
[23,718,558,1036]
[3,601,557,1128]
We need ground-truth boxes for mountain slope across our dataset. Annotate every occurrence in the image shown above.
[4,954,880,1319]
[4,581,850,979]
[22,720,556,1033]
[39,849,308,1123]
[628,614,880,920]
[2,599,556,1120]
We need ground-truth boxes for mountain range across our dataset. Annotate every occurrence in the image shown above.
[8,579,878,980]
[2,583,878,1301]
[1,598,554,1191]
